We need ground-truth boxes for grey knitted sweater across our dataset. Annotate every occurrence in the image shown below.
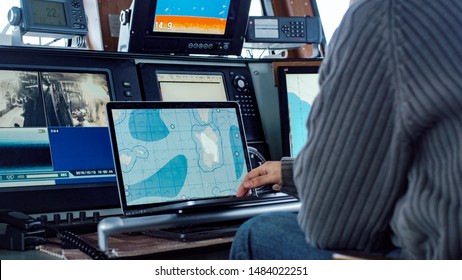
[281,0,462,259]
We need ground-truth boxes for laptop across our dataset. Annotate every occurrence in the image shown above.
[106,101,295,218]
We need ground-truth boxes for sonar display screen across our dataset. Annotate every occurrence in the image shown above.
[153,0,231,35]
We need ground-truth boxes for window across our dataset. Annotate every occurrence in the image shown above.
[316,0,350,46]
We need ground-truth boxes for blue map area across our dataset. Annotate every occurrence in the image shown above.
[288,93,311,156]
[155,0,231,19]
[112,108,247,206]
[129,109,169,142]
[125,155,187,201]
[229,124,245,179]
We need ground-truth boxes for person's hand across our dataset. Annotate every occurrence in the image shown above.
[236,161,282,197]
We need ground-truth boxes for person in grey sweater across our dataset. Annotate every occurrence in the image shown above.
[230,0,462,260]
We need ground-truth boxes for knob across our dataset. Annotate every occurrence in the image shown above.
[92,212,100,222]
[233,75,248,92]
[53,214,61,224]
[8,7,22,26]
[120,9,131,26]
[66,213,74,223]
[79,211,86,222]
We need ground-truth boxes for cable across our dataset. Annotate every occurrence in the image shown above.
[56,230,108,260]
[42,225,108,260]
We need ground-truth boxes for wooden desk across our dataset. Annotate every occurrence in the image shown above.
[0,232,233,260]
[0,249,60,260]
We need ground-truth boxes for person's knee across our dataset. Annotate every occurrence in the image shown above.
[230,217,256,259]
[230,215,270,259]
[230,213,298,259]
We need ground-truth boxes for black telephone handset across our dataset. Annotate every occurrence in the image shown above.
[0,209,42,231]
[0,209,108,259]
[0,209,45,251]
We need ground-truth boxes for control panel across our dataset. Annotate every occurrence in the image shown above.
[33,210,116,234]
[186,41,231,53]
[246,16,322,44]
[230,71,260,130]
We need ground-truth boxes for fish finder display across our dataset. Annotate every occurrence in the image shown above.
[153,0,231,35]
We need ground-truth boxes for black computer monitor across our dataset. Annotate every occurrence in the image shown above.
[0,48,142,214]
[122,0,251,55]
[277,64,321,157]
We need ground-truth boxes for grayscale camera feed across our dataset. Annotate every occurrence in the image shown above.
[0,70,110,128]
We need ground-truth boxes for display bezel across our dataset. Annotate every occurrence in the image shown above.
[277,64,321,157]
[126,0,251,55]
[20,0,88,36]
[0,48,141,214]
[106,101,252,216]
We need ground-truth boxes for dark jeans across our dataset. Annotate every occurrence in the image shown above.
[229,212,401,260]
[229,212,333,260]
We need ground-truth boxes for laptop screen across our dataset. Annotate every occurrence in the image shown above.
[106,101,251,215]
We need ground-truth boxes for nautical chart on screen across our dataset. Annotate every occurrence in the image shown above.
[111,107,247,206]
[286,73,320,156]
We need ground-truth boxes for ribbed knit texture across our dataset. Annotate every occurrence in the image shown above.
[288,0,462,259]
[281,157,297,197]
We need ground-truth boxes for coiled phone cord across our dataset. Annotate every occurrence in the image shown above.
[55,230,108,260]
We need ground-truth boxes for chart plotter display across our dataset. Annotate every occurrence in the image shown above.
[286,73,319,156]
[278,65,321,157]
[109,104,249,207]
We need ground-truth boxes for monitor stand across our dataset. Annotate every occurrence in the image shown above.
[141,219,245,242]
[97,201,301,252]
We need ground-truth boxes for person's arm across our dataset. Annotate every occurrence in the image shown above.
[236,157,298,198]
[294,1,410,253]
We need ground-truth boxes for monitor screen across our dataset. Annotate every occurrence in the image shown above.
[157,72,227,101]
[153,0,231,35]
[109,104,248,208]
[0,48,142,215]
[277,65,321,157]
[122,0,251,55]
[0,70,115,190]
[19,0,88,38]
[30,0,67,26]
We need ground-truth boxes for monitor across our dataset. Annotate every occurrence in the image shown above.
[0,48,142,214]
[277,64,321,157]
[106,101,252,216]
[119,0,252,55]
[157,72,227,101]
[8,0,88,38]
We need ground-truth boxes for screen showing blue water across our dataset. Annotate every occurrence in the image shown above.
[285,72,320,156]
[111,107,247,206]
